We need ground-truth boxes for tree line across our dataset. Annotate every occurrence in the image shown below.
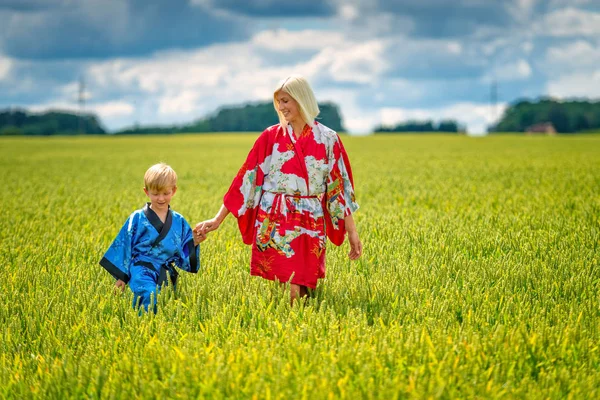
[490,98,600,133]
[374,120,464,133]
[0,102,345,136]
[0,109,106,135]
[3,97,600,136]
[116,102,345,134]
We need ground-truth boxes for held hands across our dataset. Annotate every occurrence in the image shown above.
[193,205,229,242]
[194,218,221,237]
[193,230,207,246]
[347,230,363,260]
[194,207,363,260]
[192,219,219,246]
[193,218,221,244]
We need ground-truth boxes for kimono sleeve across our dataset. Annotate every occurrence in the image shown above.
[99,212,139,283]
[324,134,360,246]
[174,219,200,273]
[223,127,273,245]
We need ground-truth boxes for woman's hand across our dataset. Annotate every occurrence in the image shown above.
[344,214,362,260]
[194,205,230,236]
[195,218,221,235]
[347,230,362,260]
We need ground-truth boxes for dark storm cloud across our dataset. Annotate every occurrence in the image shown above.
[0,58,84,106]
[0,0,249,60]
[0,0,64,12]
[204,0,336,17]
[375,0,514,38]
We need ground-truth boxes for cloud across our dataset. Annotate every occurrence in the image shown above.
[534,7,600,37]
[82,29,390,126]
[372,0,514,38]
[80,40,290,127]
[383,36,488,80]
[44,28,389,132]
[483,59,532,82]
[338,4,359,20]
[0,0,62,12]
[0,0,249,60]
[195,0,337,17]
[317,88,381,134]
[0,56,92,108]
[17,26,518,133]
[546,71,600,99]
[507,0,540,22]
[250,29,346,52]
[547,0,596,8]
[29,100,134,119]
[0,55,12,80]
[538,39,600,99]
[3,0,600,135]
[297,40,389,85]
[544,40,600,71]
[158,91,203,116]
[94,101,135,118]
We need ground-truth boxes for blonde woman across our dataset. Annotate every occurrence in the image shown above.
[196,75,362,302]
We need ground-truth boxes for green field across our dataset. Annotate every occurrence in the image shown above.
[1,134,599,399]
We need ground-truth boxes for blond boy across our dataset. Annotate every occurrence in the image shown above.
[100,163,205,312]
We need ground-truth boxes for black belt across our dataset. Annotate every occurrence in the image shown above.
[136,261,179,288]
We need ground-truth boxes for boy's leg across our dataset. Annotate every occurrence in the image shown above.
[129,265,161,313]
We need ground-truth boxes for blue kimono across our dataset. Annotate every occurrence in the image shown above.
[100,203,200,312]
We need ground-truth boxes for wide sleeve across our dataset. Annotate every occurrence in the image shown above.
[324,134,359,246]
[174,219,200,273]
[223,127,273,245]
[99,213,138,283]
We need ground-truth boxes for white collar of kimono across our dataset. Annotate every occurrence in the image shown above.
[286,121,317,143]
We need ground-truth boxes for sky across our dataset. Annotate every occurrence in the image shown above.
[1,0,599,135]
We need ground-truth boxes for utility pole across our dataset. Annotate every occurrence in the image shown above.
[490,79,498,130]
[78,76,85,134]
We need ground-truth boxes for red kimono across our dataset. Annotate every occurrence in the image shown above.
[224,122,359,288]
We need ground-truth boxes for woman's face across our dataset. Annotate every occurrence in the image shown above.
[276,91,301,124]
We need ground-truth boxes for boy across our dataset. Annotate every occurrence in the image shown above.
[100,163,205,312]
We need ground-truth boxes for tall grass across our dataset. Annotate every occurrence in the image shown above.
[1,133,599,398]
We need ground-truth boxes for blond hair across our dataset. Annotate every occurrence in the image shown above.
[144,163,177,191]
[273,75,320,129]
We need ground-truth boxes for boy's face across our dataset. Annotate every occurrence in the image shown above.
[144,186,177,213]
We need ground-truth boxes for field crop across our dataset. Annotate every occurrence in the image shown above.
[1,133,599,399]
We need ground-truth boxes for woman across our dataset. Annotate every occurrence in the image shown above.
[196,75,362,301]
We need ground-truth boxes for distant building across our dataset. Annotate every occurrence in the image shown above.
[526,122,557,135]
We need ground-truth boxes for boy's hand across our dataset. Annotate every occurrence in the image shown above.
[114,279,126,294]
[193,230,207,246]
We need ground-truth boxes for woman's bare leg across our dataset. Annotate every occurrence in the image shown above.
[290,283,301,304]
[290,284,310,305]
[299,285,309,298]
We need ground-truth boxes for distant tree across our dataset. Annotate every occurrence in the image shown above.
[490,98,600,133]
[0,108,106,135]
[0,126,23,136]
[374,119,463,133]
[548,103,571,133]
[316,103,345,132]
[115,101,346,134]
[437,120,459,132]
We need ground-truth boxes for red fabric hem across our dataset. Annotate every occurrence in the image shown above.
[249,270,321,289]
